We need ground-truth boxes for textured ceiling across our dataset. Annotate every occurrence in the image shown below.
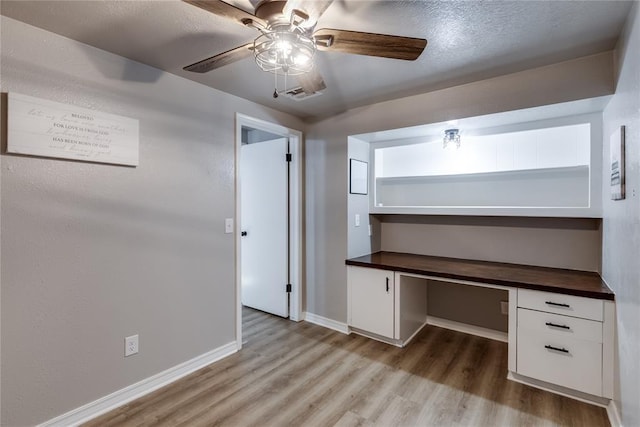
[0,0,633,122]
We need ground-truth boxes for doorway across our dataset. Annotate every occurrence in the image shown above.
[235,114,302,349]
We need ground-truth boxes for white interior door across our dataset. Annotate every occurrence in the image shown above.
[241,138,289,317]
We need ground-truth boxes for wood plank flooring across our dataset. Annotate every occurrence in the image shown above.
[85,308,610,427]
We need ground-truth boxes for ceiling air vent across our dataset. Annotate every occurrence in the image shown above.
[282,86,323,101]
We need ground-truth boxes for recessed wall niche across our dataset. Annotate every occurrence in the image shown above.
[352,98,607,218]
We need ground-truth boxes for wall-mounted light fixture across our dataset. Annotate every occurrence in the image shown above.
[443,128,461,149]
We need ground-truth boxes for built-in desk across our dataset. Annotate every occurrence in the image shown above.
[345,251,615,405]
[346,251,614,300]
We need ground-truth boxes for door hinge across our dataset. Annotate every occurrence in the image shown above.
[285,153,292,162]
[286,283,292,293]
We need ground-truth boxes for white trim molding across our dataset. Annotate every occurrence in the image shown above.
[303,312,349,334]
[507,371,610,407]
[38,342,238,427]
[607,400,623,427]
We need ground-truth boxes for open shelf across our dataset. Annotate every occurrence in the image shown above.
[375,165,590,209]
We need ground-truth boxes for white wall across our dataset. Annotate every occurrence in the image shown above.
[0,17,304,426]
[306,51,614,323]
[347,138,380,259]
[602,3,640,425]
[377,123,591,178]
[369,110,605,217]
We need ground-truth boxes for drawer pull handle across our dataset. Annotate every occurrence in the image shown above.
[545,322,571,330]
[386,277,389,293]
[545,345,569,353]
[545,301,570,308]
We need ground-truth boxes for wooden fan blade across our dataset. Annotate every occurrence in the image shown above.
[283,0,333,28]
[313,28,427,61]
[297,68,326,94]
[184,43,254,73]
[183,0,266,28]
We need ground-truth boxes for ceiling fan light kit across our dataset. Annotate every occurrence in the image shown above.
[254,29,316,75]
[182,0,428,97]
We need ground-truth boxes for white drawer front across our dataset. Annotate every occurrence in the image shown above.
[517,327,602,396]
[518,289,603,321]
[518,308,603,343]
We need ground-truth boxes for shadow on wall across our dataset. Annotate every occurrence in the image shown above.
[73,44,164,84]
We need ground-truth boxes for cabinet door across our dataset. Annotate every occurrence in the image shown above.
[348,266,394,338]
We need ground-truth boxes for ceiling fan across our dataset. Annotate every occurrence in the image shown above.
[182,0,428,97]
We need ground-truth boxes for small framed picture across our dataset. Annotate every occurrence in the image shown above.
[349,159,368,195]
[610,126,625,200]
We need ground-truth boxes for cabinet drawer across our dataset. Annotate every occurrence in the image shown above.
[518,308,602,343]
[517,327,602,396]
[518,289,603,321]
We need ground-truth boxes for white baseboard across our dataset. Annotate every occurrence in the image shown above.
[607,400,623,427]
[38,341,238,427]
[427,316,508,342]
[349,328,402,347]
[303,312,349,334]
[507,371,609,407]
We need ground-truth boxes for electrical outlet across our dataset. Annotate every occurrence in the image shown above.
[368,224,372,236]
[125,334,139,357]
[355,214,360,227]
[500,301,509,315]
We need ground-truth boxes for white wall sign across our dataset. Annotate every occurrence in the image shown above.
[8,92,139,166]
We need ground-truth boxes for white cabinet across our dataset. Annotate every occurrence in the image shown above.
[348,267,429,345]
[345,257,615,404]
[348,266,395,339]
[516,289,613,398]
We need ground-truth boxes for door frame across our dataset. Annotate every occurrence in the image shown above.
[235,113,303,349]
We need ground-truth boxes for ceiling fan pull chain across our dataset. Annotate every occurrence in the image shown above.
[273,69,279,98]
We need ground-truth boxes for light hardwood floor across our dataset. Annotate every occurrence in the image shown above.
[85,307,610,426]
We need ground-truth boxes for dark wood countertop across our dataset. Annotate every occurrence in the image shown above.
[345,252,614,301]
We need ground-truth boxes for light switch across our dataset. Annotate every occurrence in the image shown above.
[225,218,234,234]
[355,214,361,227]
